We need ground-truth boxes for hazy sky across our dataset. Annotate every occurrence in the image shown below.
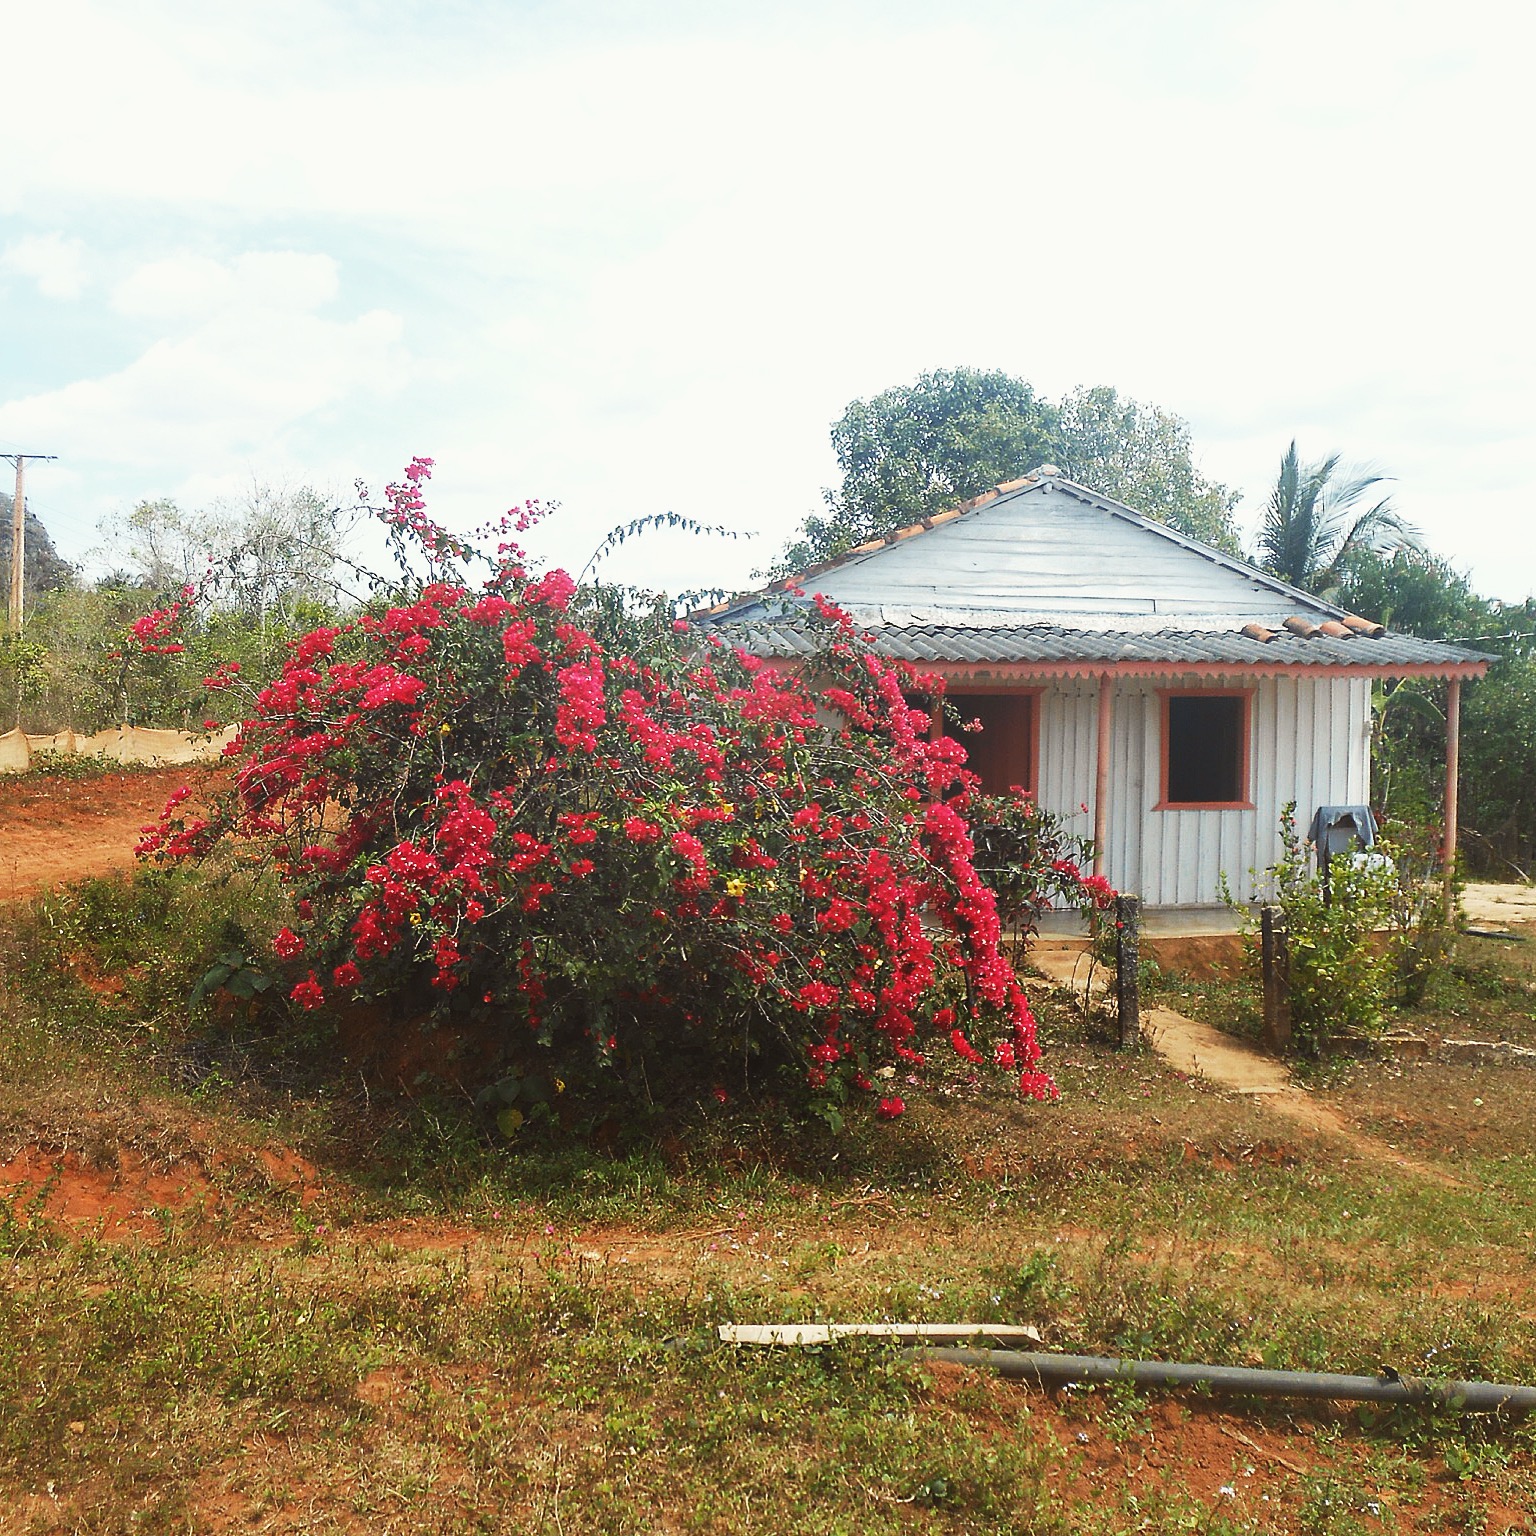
[2,0,1532,606]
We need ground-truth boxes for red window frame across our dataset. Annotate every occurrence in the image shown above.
[1155,687,1254,810]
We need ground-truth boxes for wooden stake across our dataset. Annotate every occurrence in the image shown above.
[1114,893,1140,1048]
[1444,676,1462,919]
[1261,905,1291,1050]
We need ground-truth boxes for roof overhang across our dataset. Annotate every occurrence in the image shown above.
[913,658,1492,684]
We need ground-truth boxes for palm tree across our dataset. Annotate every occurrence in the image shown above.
[1257,441,1418,594]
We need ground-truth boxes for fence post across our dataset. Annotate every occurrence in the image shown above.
[1261,905,1291,1051]
[1114,894,1141,1049]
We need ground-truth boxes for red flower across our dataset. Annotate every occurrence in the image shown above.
[876,1096,905,1120]
[290,973,325,1010]
[272,927,305,959]
[332,961,362,988]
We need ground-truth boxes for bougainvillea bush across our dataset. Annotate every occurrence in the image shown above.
[143,461,1109,1131]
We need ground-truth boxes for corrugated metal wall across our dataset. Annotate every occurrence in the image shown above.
[1035,673,1372,906]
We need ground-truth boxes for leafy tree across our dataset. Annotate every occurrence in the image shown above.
[114,485,353,627]
[1461,657,1536,877]
[772,369,1236,574]
[1256,440,1417,594]
[6,485,353,734]
[775,369,1061,574]
[1337,547,1489,640]
[1338,546,1536,877]
[1055,385,1239,552]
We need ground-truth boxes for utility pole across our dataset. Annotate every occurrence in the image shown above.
[4,453,57,634]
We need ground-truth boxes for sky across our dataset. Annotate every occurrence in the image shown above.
[1,0,1533,609]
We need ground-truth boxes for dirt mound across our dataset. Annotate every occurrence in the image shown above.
[0,1144,219,1238]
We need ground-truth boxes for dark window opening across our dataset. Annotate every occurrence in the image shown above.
[948,693,1036,797]
[1165,694,1246,805]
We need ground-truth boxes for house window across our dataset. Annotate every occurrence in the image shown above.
[947,692,1039,797]
[1159,690,1251,808]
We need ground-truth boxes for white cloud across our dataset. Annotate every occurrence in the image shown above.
[2,233,89,299]
[112,251,339,322]
[1,0,1534,597]
[0,250,405,469]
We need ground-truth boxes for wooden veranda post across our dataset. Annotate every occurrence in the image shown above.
[1443,677,1462,919]
[1093,671,1112,877]
[1114,894,1140,1048]
[1260,905,1291,1050]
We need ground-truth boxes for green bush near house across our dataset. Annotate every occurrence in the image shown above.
[1238,806,1455,1052]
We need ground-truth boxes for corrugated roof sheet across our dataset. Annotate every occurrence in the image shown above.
[713,620,1495,673]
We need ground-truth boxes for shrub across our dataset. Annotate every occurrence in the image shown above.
[1243,806,1453,1050]
[966,788,1111,948]
[142,461,1100,1132]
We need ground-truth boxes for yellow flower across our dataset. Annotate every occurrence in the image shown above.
[410,912,423,927]
[724,877,747,898]
[439,722,452,736]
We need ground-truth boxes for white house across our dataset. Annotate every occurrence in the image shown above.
[700,470,1491,915]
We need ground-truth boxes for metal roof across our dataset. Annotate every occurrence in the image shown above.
[694,470,1494,679]
[714,620,1495,677]
[700,473,1361,628]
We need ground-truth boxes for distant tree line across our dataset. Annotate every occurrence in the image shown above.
[9,380,1532,878]
[0,486,355,735]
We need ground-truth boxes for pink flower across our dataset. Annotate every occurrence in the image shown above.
[529,569,576,610]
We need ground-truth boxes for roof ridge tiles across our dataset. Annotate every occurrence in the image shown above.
[1342,613,1385,636]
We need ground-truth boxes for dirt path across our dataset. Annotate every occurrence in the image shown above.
[0,766,215,900]
[1463,880,1536,926]
[1027,945,1463,1186]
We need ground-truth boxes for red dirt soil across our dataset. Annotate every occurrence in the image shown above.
[0,765,224,900]
[0,1145,218,1238]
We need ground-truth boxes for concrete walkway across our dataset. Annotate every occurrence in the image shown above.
[1025,943,1461,1185]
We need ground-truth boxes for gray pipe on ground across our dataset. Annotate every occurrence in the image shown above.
[919,1348,1536,1414]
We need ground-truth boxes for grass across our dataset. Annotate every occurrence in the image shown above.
[6,873,1536,1531]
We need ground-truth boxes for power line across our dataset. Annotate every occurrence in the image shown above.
[1449,630,1536,646]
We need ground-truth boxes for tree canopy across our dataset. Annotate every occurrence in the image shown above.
[1339,545,1536,876]
[772,369,1237,574]
[1054,386,1238,551]
[1255,441,1417,595]
[112,485,352,621]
